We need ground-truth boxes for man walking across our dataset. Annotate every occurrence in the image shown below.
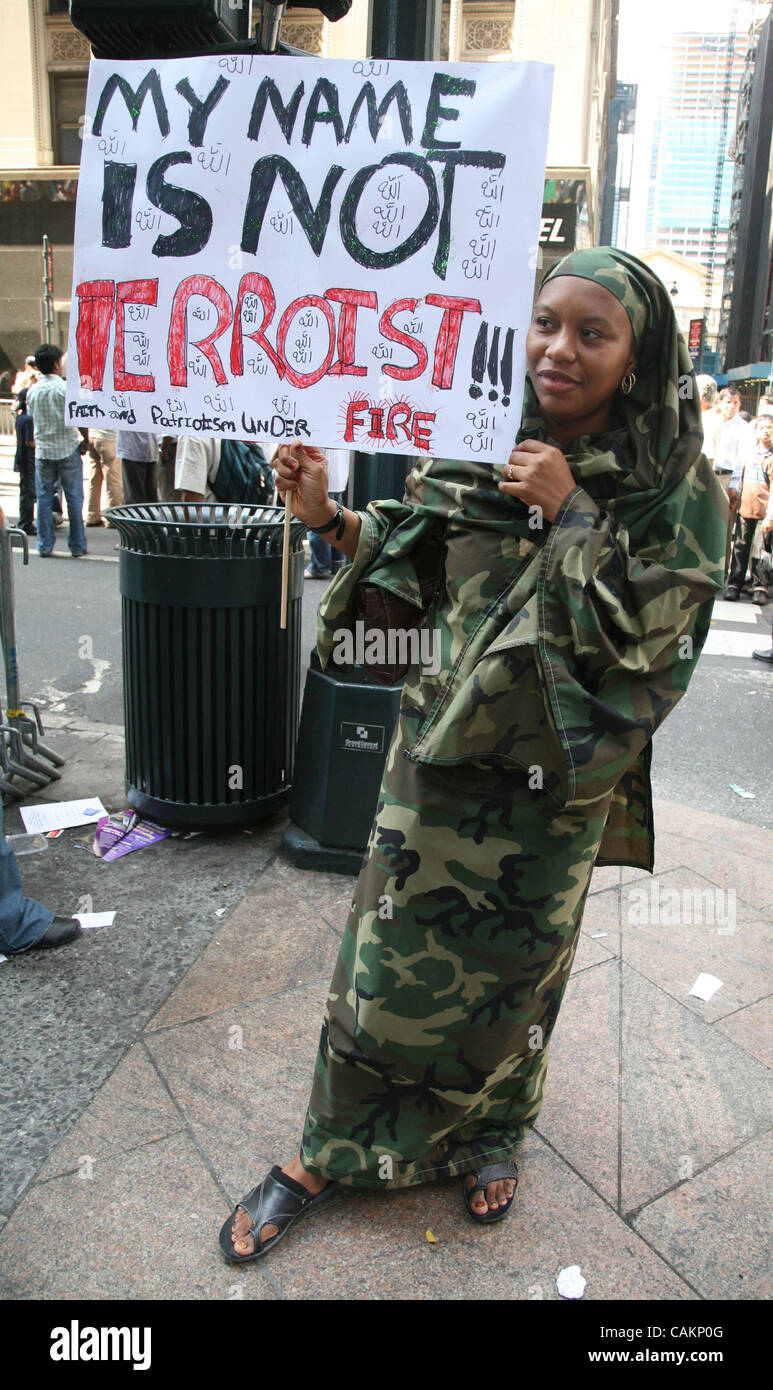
[26,344,88,558]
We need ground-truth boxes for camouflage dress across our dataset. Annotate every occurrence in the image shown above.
[299,249,728,1189]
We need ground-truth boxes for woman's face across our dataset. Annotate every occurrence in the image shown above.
[525,276,637,444]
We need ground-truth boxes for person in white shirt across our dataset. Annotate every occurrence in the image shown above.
[714,388,753,508]
[696,375,723,468]
[175,436,222,503]
[174,436,273,505]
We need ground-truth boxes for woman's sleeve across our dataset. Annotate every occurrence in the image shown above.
[535,461,727,806]
[316,459,447,671]
[315,493,419,670]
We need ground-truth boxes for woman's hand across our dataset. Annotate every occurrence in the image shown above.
[497,439,577,524]
[274,440,332,528]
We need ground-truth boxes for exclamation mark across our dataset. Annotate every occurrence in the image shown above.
[469,321,488,399]
[500,328,514,407]
[487,326,500,401]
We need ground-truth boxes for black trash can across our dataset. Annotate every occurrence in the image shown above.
[284,649,403,869]
[107,503,306,829]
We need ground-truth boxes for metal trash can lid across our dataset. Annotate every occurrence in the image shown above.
[105,503,307,558]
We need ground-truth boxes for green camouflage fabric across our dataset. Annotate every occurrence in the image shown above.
[301,726,614,1188]
[317,248,728,867]
[300,248,727,1189]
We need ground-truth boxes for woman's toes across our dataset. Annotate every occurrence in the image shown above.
[234,1233,254,1255]
[486,1182,501,1209]
[466,1176,488,1212]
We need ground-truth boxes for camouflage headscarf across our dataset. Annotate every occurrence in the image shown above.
[521,246,707,517]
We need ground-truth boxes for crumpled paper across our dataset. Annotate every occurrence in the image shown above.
[557,1265,586,1299]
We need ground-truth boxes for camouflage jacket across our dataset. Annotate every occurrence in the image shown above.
[317,444,726,872]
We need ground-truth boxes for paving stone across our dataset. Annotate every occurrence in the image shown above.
[714,997,773,1071]
[0,1132,276,1300]
[35,1043,184,1182]
[273,857,358,931]
[644,839,771,912]
[536,958,621,1207]
[144,983,329,1200]
[578,888,622,960]
[620,967,773,1213]
[146,863,342,1031]
[588,864,620,895]
[0,820,281,1213]
[619,867,773,1021]
[632,1130,773,1300]
[651,801,773,861]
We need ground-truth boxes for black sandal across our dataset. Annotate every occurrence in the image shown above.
[462,1159,518,1225]
[219,1166,338,1263]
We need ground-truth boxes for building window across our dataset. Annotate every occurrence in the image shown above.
[50,73,88,165]
[47,0,70,12]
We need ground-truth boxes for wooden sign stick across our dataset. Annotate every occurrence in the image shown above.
[280,491,291,630]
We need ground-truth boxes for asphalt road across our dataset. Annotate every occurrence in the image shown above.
[3,453,773,828]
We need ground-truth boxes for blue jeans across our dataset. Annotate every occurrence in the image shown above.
[308,490,346,575]
[36,450,87,556]
[0,800,54,953]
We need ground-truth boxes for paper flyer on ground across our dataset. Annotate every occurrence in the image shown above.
[20,799,108,835]
[93,812,172,861]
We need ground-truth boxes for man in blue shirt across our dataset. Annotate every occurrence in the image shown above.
[26,344,88,557]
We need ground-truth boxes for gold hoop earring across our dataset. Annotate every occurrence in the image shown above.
[620,373,636,396]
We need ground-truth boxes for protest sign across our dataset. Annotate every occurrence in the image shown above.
[66,55,552,464]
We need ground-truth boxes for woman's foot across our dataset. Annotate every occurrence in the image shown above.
[464,1170,517,1217]
[230,1153,328,1255]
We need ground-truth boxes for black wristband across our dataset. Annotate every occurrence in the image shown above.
[312,502,346,541]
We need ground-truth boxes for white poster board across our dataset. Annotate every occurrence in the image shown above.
[66,55,553,464]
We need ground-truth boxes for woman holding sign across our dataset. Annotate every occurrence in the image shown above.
[221,248,726,1260]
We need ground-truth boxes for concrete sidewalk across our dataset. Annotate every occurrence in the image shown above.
[1,747,770,1300]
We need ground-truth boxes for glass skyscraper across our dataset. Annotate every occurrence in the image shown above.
[646,30,748,267]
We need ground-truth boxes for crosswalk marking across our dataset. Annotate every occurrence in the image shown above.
[702,627,770,657]
[711,600,762,625]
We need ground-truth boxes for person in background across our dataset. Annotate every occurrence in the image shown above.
[174,435,272,505]
[304,448,350,580]
[752,488,773,663]
[724,415,773,602]
[116,431,159,505]
[0,794,80,956]
[85,426,123,525]
[757,394,773,418]
[11,355,39,399]
[157,436,180,503]
[714,387,754,581]
[13,388,36,535]
[26,343,88,558]
[715,387,753,509]
[696,375,722,468]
